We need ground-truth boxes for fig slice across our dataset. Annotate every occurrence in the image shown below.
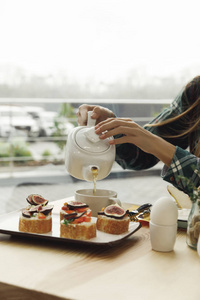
[31,194,48,206]
[63,212,77,219]
[40,205,54,215]
[63,211,87,221]
[97,211,105,216]
[26,194,35,205]
[73,211,87,219]
[104,204,126,219]
[29,205,42,213]
[67,201,89,210]
[22,210,31,218]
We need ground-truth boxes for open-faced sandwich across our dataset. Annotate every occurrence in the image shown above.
[60,200,96,240]
[96,204,130,234]
[60,200,90,221]
[19,194,53,234]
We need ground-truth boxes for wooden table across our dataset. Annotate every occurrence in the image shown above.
[0,198,200,300]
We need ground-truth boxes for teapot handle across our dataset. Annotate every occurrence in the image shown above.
[87,111,96,127]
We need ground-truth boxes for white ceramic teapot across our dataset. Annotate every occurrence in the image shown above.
[65,111,115,181]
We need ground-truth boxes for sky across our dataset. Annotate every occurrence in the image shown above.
[0,0,200,83]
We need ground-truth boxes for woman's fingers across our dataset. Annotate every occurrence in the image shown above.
[95,118,136,135]
[77,104,94,126]
[96,117,133,128]
[99,125,139,140]
[77,105,115,126]
[93,107,115,124]
[92,106,101,117]
[95,118,152,153]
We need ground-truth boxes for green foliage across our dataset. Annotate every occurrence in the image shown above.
[0,139,32,165]
[59,103,77,126]
[42,149,51,157]
[63,218,74,226]
[13,145,32,158]
[0,142,10,158]
[0,142,10,165]
[59,103,75,118]
[41,149,52,163]
[52,103,76,151]
[51,122,66,151]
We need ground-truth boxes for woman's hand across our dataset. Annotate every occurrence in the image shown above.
[76,104,115,126]
[95,118,176,167]
[95,118,154,152]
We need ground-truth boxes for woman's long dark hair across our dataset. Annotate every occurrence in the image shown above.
[146,76,200,156]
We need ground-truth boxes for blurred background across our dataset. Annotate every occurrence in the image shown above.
[0,0,199,214]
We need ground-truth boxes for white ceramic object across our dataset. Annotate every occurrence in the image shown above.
[84,126,100,143]
[150,197,178,252]
[75,189,120,217]
[150,196,178,226]
[65,111,115,181]
[150,222,177,252]
[197,233,200,256]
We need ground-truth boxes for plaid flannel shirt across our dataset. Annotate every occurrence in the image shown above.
[115,89,200,194]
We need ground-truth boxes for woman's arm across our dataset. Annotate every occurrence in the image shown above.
[95,118,176,167]
[95,118,200,194]
[113,90,190,170]
[77,89,189,171]
[162,147,200,194]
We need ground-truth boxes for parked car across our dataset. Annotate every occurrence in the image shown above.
[24,107,74,137]
[24,106,45,119]
[0,105,40,138]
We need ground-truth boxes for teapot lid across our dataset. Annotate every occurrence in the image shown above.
[75,128,110,153]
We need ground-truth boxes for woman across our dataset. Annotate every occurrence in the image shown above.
[77,76,200,194]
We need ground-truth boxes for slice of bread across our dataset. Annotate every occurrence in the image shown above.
[19,195,53,234]
[96,215,129,234]
[19,215,52,234]
[60,221,96,240]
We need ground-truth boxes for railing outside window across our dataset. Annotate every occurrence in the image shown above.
[0,98,172,177]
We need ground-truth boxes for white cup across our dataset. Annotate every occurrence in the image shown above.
[150,221,177,252]
[75,189,120,217]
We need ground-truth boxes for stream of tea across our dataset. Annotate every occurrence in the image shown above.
[91,167,98,195]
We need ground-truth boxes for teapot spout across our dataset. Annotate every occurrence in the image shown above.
[82,165,99,182]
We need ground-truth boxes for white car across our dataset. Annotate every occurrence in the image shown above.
[25,108,74,137]
[36,111,58,137]
[0,105,40,138]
